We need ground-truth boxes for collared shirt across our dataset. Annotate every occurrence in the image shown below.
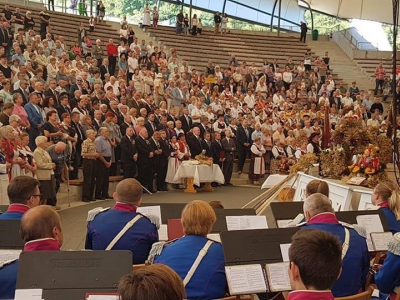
[82,138,97,158]
[287,290,334,300]
[95,136,112,157]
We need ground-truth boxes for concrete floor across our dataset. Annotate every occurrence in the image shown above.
[59,186,267,250]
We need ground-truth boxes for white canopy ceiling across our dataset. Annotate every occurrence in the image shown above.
[299,0,398,24]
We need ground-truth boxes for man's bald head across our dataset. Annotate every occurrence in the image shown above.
[20,205,63,245]
[114,178,143,205]
[54,142,66,154]
[303,193,334,221]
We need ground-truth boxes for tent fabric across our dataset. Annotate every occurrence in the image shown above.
[299,0,397,24]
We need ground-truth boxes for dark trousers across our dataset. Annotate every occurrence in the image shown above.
[48,0,54,10]
[122,163,136,179]
[375,79,384,94]
[108,56,116,75]
[237,146,249,172]
[137,161,152,191]
[157,159,168,190]
[300,30,306,42]
[70,146,81,180]
[223,154,234,184]
[95,157,110,198]
[82,159,96,201]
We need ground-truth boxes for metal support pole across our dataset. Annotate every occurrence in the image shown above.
[270,0,278,32]
[277,0,281,36]
[299,0,314,32]
[189,0,192,28]
[222,0,227,14]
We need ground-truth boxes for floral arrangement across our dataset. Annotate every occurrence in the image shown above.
[194,154,213,166]
[320,146,347,179]
[290,153,318,174]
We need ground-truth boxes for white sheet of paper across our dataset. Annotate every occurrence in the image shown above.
[226,216,268,231]
[372,289,380,298]
[137,206,162,224]
[225,264,267,295]
[0,249,21,264]
[277,220,292,228]
[207,233,221,243]
[87,296,119,300]
[158,224,168,241]
[280,244,291,262]
[371,232,393,251]
[14,289,43,300]
[265,262,291,292]
[356,214,384,251]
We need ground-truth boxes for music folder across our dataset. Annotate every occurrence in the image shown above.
[211,208,256,233]
[140,203,186,224]
[0,219,24,249]
[221,228,299,295]
[167,219,184,240]
[16,250,132,300]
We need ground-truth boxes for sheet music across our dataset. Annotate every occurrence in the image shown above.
[280,244,291,262]
[371,232,393,251]
[207,233,221,243]
[225,264,267,295]
[265,262,291,292]
[226,216,268,231]
[87,296,119,300]
[158,224,168,241]
[14,289,43,300]
[137,206,162,224]
[277,220,292,228]
[356,214,384,251]
[0,249,21,264]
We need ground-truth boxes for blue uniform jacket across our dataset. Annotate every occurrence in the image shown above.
[0,261,18,300]
[301,213,370,297]
[85,204,159,264]
[154,235,227,300]
[380,207,400,234]
[0,204,30,220]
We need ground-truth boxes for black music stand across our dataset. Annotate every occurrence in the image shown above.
[16,250,132,300]
[336,210,390,232]
[0,219,23,249]
[270,202,304,226]
[141,203,187,224]
[212,208,256,233]
[221,227,300,265]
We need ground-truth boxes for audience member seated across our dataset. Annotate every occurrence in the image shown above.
[0,205,63,300]
[152,200,227,300]
[287,229,342,300]
[300,193,369,297]
[371,181,400,234]
[118,264,186,300]
[374,232,400,300]
[0,175,40,219]
[85,178,159,264]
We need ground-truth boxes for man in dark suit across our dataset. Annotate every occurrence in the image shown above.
[329,90,343,109]
[221,130,235,186]
[70,112,86,180]
[120,115,134,137]
[120,127,137,179]
[186,126,203,158]
[202,132,212,157]
[128,91,144,112]
[212,132,224,167]
[148,131,162,193]
[198,116,210,137]
[99,58,110,81]
[69,76,88,100]
[157,131,170,191]
[179,107,192,133]
[13,80,29,105]
[25,93,45,150]
[144,114,157,138]
[167,108,178,126]
[92,110,102,132]
[135,128,154,193]
[44,79,60,106]
[236,119,253,175]
[55,95,71,119]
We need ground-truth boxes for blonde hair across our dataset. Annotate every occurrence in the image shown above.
[181,200,216,236]
[375,181,400,220]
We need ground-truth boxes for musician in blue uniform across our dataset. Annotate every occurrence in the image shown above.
[374,233,400,300]
[85,178,159,264]
[0,176,41,220]
[300,193,370,297]
[0,205,63,300]
[151,200,227,300]
[371,181,400,234]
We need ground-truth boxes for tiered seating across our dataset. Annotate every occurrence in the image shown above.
[353,57,392,79]
[0,2,120,48]
[146,25,343,83]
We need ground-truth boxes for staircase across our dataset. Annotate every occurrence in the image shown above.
[307,40,374,92]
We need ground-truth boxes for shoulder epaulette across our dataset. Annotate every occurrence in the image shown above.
[87,207,110,222]
[339,221,367,238]
[388,233,400,256]
[0,258,17,269]
[147,240,175,264]
[139,213,161,229]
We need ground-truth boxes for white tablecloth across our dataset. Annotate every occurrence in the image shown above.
[261,174,295,189]
[173,164,225,186]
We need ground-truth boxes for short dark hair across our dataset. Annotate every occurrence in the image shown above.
[289,229,342,290]
[118,264,186,300]
[46,110,57,121]
[7,176,40,205]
